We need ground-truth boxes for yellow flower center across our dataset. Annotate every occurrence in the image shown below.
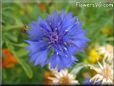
[59,76,70,85]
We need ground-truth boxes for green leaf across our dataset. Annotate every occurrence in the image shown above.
[70,63,88,75]
[6,42,33,78]
[4,32,18,42]
[8,42,28,47]
[16,48,29,57]
[16,58,33,79]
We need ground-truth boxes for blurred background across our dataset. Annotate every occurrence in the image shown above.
[1,0,113,84]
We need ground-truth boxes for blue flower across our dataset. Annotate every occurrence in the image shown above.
[26,10,90,71]
[83,77,102,85]
[83,77,91,85]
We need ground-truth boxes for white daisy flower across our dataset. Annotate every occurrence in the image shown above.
[97,44,113,63]
[48,69,79,85]
[89,60,113,84]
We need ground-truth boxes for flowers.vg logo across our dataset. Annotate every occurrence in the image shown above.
[75,0,113,7]
[74,0,114,3]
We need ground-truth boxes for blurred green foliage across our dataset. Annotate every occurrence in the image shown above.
[2,0,113,84]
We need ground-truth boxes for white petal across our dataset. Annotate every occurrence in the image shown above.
[68,74,75,80]
[61,69,68,76]
[102,78,106,84]
[58,72,63,78]
[48,77,60,84]
[54,74,61,79]
[70,80,79,84]
[52,80,59,84]
[98,75,103,80]
[53,71,63,79]
[90,74,99,81]
[88,64,101,73]
[48,77,58,81]
[107,79,113,84]
[97,62,103,69]
[95,77,102,83]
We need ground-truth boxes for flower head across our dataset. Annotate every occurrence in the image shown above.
[48,69,79,85]
[44,71,52,84]
[83,77,91,85]
[26,10,89,71]
[2,49,18,68]
[89,60,113,84]
[88,48,102,64]
[38,2,46,12]
[97,44,113,63]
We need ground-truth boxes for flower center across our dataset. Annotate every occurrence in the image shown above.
[49,32,59,44]
[59,76,70,84]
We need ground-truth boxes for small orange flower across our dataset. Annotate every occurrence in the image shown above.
[38,2,46,12]
[2,48,18,68]
[44,71,52,84]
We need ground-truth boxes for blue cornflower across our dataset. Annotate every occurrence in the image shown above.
[26,10,90,71]
[83,77,91,85]
[83,77,101,85]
